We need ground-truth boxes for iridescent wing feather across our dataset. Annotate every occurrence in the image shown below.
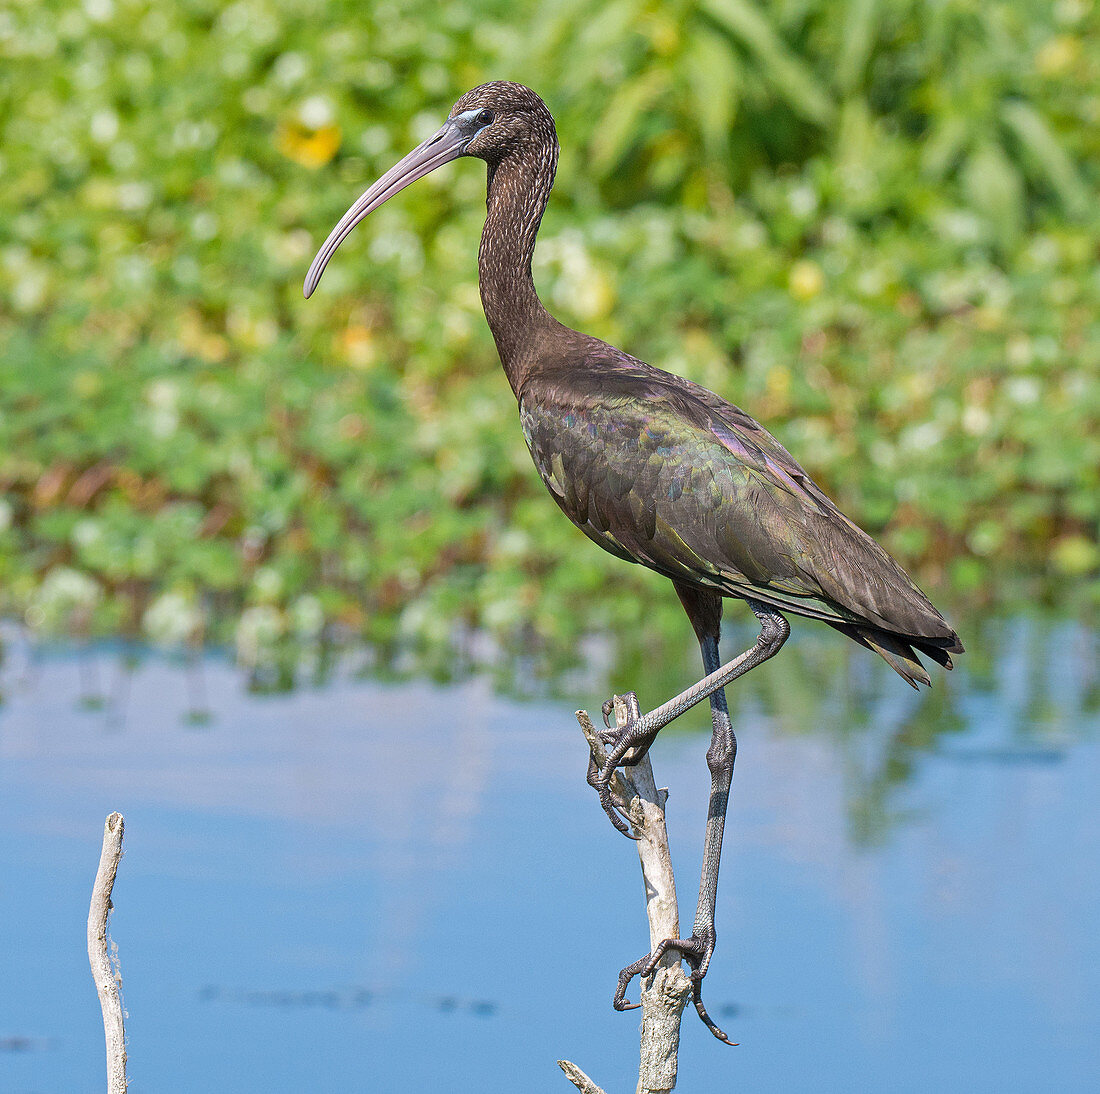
[520,351,961,686]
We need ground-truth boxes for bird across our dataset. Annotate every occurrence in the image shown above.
[304,81,963,1042]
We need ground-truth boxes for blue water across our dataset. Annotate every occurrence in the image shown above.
[1,618,1097,1093]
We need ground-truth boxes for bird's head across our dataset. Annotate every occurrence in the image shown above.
[303,81,554,298]
[449,81,556,161]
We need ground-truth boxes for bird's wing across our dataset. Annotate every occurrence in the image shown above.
[520,363,958,647]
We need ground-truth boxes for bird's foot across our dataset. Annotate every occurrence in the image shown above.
[613,926,734,1045]
[586,692,658,839]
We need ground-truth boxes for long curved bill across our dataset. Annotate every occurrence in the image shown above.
[303,120,469,298]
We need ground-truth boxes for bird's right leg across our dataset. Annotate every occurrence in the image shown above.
[610,601,788,1042]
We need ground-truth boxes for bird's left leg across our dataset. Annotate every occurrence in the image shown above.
[590,599,788,837]
[610,600,788,1042]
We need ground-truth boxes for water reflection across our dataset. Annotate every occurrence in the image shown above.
[1,614,1097,1093]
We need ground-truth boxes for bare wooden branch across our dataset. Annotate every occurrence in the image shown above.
[562,698,692,1094]
[558,1059,610,1094]
[88,812,128,1094]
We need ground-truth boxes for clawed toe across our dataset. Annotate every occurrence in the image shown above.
[588,693,659,840]
[613,931,735,1045]
[690,985,735,1045]
[585,752,638,840]
[597,776,638,839]
[612,956,648,1011]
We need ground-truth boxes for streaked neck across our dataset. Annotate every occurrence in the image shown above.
[477,139,558,392]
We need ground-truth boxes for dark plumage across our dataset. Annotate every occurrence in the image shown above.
[519,337,961,688]
[305,80,963,1042]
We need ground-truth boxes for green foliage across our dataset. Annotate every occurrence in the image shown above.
[0,0,1097,662]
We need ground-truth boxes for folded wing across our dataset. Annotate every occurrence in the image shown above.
[520,359,961,686]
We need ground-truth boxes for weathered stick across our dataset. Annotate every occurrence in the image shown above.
[560,696,692,1094]
[88,812,128,1094]
[558,1059,610,1094]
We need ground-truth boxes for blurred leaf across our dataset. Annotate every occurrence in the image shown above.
[836,0,880,95]
[1000,99,1089,218]
[700,0,835,125]
[921,115,971,183]
[684,25,742,159]
[591,69,669,174]
[963,142,1025,252]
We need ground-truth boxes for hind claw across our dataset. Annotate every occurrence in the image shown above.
[613,928,736,1044]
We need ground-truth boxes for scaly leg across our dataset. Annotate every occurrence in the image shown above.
[591,599,789,836]
[609,599,789,1041]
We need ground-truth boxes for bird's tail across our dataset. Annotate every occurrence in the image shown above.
[828,622,959,690]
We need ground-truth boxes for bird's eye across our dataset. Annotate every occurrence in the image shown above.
[475,108,495,127]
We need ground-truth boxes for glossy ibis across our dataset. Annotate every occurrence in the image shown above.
[304,82,963,1042]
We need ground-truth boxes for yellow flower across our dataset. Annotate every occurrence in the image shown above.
[338,325,377,370]
[1036,35,1081,78]
[647,15,680,56]
[1051,535,1099,576]
[788,259,824,301]
[198,333,229,363]
[72,370,104,398]
[276,120,342,169]
[766,364,791,402]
